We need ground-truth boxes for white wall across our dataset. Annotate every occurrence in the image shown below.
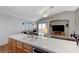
[0,15,25,45]
[75,8,79,34]
[39,11,75,37]
[49,11,75,36]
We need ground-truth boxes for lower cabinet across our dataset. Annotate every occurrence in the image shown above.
[8,38,33,53]
[16,46,23,53]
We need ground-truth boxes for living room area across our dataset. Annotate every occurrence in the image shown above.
[37,7,79,41]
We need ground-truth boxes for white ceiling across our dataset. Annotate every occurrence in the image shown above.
[0,6,47,21]
[47,6,79,15]
[0,6,78,21]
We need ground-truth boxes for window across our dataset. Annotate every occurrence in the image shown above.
[38,23,47,36]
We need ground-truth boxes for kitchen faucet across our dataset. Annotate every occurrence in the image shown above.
[71,32,79,45]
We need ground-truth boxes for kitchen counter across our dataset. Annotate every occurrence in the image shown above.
[51,35,75,41]
[8,34,79,53]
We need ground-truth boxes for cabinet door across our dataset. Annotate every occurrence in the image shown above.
[23,43,32,53]
[8,39,17,53]
[16,41,24,53]
[8,39,33,53]
[11,39,17,53]
[16,45,23,53]
[8,39,12,53]
[11,44,17,53]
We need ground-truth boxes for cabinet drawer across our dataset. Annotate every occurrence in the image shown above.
[8,39,17,53]
[17,41,23,47]
[11,39,17,44]
[23,44,32,51]
[11,39,17,46]
[23,49,32,53]
[16,45,23,53]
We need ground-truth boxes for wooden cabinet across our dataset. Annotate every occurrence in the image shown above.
[11,44,17,53]
[8,38,33,53]
[11,39,17,53]
[23,49,32,53]
[8,39,12,52]
[16,45,23,53]
[23,43,32,53]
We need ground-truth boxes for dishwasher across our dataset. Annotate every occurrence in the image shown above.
[33,47,49,53]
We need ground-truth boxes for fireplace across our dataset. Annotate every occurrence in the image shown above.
[51,25,65,36]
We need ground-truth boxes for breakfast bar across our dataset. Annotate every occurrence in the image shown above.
[8,34,79,53]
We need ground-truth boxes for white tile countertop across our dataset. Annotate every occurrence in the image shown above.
[8,34,79,53]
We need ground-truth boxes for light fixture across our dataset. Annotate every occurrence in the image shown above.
[40,6,53,14]
[39,10,47,15]
[39,6,54,18]
[43,14,48,17]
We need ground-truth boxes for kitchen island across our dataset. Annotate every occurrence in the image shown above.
[8,34,79,53]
